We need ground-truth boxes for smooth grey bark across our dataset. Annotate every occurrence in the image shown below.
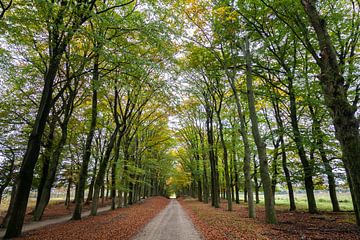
[244,37,276,223]
[226,65,255,218]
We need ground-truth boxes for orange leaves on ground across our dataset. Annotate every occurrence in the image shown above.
[180,198,360,240]
[18,197,169,240]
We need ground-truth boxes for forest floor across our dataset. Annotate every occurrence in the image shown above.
[180,197,360,240]
[9,196,169,240]
[0,198,112,225]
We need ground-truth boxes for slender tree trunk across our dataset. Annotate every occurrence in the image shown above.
[216,108,232,211]
[91,126,119,216]
[245,37,276,224]
[288,79,317,213]
[253,155,260,204]
[230,112,240,205]
[226,66,255,218]
[195,150,203,202]
[72,54,99,220]
[271,139,280,203]
[233,152,240,204]
[65,178,72,208]
[200,131,209,204]
[35,118,56,210]
[111,160,116,209]
[86,156,98,204]
[33,132,67,221]
[272,97,296,211]
[345,167,360,224]
[205,105,219,208]
[34,86,75,221]
[308,106,340,212]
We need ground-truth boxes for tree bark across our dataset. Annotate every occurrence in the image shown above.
[91,126,119,215]
[301,0,360,223]
[205,104,220,208]
[272,96,296,211]
[72,54,99,220]
[215,107,232,211]
[226,59,255,218]
[288,78,317,213]
[309,106,340,212]
[199,130,209,204]
[4,54,62,238]
[245,37,276,224]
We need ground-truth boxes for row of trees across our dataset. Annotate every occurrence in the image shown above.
[171,0,359,226]
[0,1,177,238]
[0,0,359,238]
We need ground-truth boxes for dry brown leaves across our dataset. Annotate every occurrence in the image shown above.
[180,198,360,240]
[0,199,113,225]
[18,197,169,240]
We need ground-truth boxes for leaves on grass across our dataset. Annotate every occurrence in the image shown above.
[180,198,360,240]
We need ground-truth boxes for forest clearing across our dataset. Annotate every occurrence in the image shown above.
[0,0,359,239]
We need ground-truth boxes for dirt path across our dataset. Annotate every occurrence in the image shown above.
[0,206,111,238]
[133,199,201,240]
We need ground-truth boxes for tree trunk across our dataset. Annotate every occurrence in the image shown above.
[86,156,98,204]
[216,108,232,211]
[195,150,203,202]
[226,62,255,218]
[35,118,56,210]
[245,37,276,224]
[205,105,220,208]
[301,0,360,224]
[271,139,280,203]
[230,125,239,204]
[0,148,16,206]
[288,79,317,213]
[65,178,72,208]
[253,155,260,204]
[309,106,340,212]
[272,96,296,211]
[5,55,62,238]
[72,54,98,220]
[91,126,119,216]
[1,183,16,228]
[34,86,75,221]
[199,130,209,204]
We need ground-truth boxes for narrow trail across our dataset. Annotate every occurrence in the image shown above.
[0,206,111,238]
[133,199,201,240]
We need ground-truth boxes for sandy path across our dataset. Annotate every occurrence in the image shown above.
[0,206,111,238]
[133,199,201,240]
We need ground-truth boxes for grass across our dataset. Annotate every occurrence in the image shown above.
[249,191,354,212]
[0,197,66,213]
